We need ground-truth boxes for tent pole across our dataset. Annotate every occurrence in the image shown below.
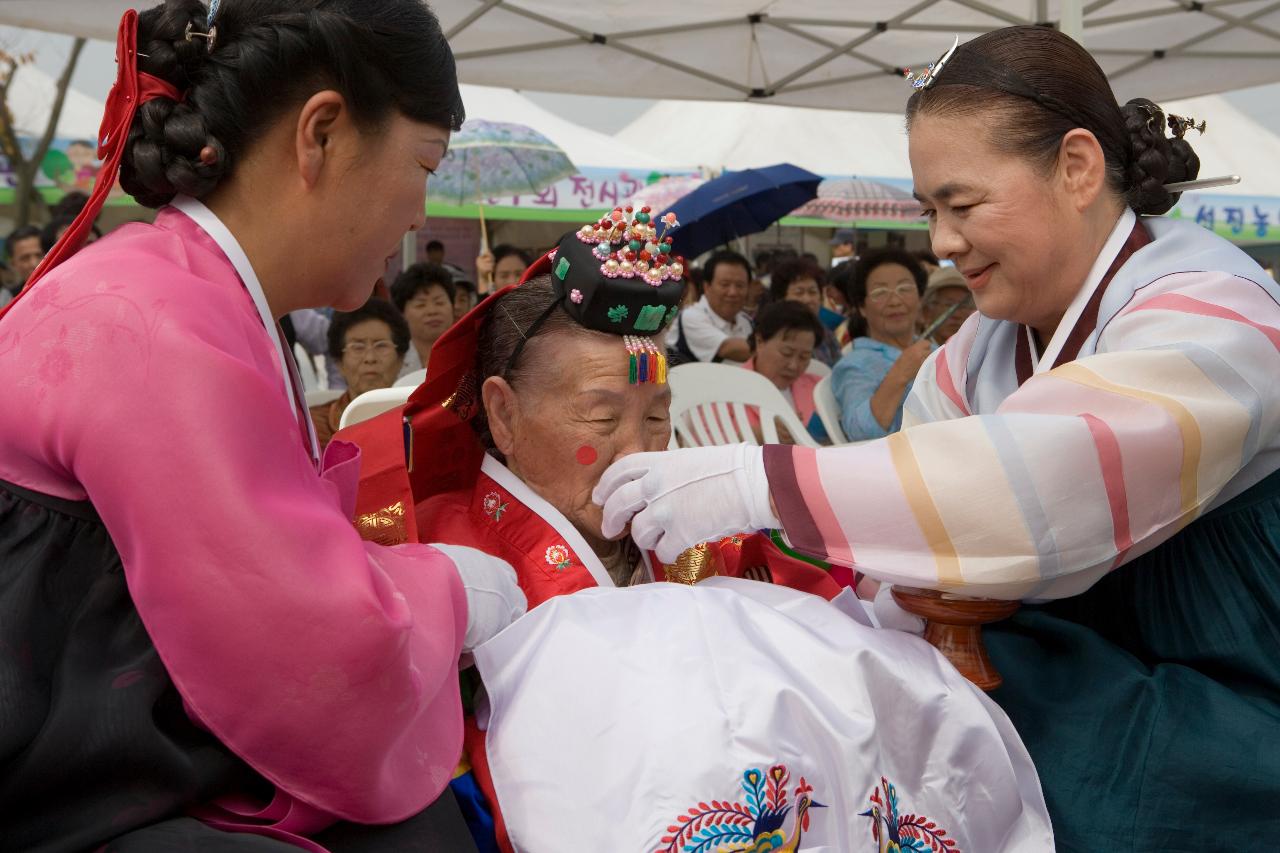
[1059,0,1083,41]
[401,230,417,269]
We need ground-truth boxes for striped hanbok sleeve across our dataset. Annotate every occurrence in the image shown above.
[764,272,1280,600]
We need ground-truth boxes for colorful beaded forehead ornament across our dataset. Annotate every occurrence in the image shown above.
[575,206,685,286]
[624,335,667,386]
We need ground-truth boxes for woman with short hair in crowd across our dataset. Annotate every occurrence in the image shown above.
[769,257,843,366]
[745,300,829,443]
[391,261,455,377]
[309,299,410,449]
[830,248,933,440]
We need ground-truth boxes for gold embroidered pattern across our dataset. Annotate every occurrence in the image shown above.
[664,542,723,585]
[357,500,408,546]
[441,371,479,420]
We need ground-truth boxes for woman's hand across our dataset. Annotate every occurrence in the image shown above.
[869,339,933,430]
[889,339,934,382]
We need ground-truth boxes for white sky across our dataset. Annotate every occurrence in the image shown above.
[5,24,1278,138]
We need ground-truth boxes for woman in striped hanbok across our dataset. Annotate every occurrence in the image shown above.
[594,25,1280,852]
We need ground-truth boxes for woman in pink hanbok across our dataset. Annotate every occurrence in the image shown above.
[0,2,524,851]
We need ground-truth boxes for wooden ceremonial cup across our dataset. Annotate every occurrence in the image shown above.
[890,587,1020,691]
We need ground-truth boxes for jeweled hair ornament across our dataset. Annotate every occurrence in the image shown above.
[1167,113,1207,139]
[1143,104,1238,193]
[902,35,959,90]
[907,37,1242,196]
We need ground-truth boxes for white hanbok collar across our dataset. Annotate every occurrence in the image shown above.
[172,195,320,465]
[1028,207,1135,374]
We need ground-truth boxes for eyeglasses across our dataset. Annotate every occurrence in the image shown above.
[342,340,398,358]
[865,283,918,303]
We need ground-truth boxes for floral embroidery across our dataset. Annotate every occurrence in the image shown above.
[656,764,824,853]
[482,491,508,522]
[860,777,958,852]
[607,304,630,323]
[545,544,572,571]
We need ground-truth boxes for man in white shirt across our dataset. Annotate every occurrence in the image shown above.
[670,250,753,363]
[829,228,855,267]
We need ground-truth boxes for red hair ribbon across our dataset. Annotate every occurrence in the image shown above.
[0,9,182,322]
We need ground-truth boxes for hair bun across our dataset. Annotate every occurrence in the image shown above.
[121,98,228,208]
[1120,98,1200,215]
[118,0,227,207]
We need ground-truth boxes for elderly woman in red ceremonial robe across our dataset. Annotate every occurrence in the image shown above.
[337,212,1054,853]
[340,208,847,614]
[595,25,1280,853]
[0,2,526,850]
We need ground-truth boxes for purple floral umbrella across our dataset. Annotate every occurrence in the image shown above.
[619,174,707,217]
[431,119,578,206]
[790,178,923,222]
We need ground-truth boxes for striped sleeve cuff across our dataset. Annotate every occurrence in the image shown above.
[762,444,826,560]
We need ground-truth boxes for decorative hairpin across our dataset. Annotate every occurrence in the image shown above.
[575,206,684,287]
[624,335,667,385]
[1164,175,1240,193]
[184,0,220,52]
[184,20,217,51]
[1137,102,1163,133]
[903,35,960,90]
[1155,111,1233,193]
[1167,113,1206,139]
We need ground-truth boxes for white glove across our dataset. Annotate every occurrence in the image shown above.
[433,544,527,653]
[871,583,927,635]
[592,444,780,564]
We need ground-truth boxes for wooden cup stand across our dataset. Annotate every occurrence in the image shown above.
[890,587,1020,691]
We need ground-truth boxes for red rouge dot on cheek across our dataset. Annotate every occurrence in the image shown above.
[575,445,598,466]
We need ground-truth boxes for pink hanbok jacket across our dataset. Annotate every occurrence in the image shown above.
[0,205,468,845]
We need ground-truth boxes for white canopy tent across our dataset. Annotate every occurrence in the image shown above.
[0,2,1277,111]
[616,92,1280,197]
[0,69,661,170]
[7,63,105,139]
[456,83,667,168]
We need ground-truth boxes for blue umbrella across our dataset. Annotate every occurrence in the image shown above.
[662,164,822,259]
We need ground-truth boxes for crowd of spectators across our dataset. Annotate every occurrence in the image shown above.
[664,241,972,444]
[5,193,968,452]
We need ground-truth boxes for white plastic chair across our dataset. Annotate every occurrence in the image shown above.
[293,343,319,390]
[304,388,343,408]
[667,362,820,449]
[805,359,831,378]
[394,368,427,388]
[812,374,850,445]
[338,386,413,430]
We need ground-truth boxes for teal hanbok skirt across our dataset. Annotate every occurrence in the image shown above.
[988,469,1280,852]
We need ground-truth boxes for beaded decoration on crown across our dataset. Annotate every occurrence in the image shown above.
[575,206,685,287]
